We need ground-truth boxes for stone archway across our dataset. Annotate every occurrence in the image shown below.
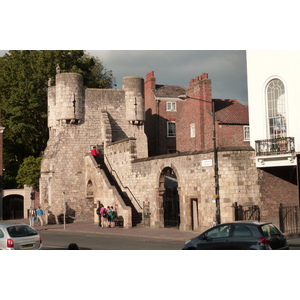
[158,167,180,228]
[2,195,24,220]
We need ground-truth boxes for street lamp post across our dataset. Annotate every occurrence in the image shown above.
[62,192,66,230]
[156,98,161,155]
[178,94,220,224]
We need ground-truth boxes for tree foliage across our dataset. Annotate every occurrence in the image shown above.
[0,50,115,188]
[16,156,42,189]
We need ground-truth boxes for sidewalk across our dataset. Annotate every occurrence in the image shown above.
[286,237,300,248]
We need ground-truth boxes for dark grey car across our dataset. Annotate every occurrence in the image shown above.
[183,221,289,250]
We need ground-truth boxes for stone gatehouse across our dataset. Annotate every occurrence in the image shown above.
[40,71,261,232]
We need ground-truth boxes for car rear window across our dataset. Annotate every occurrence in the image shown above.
[7,225,38,237]
[260,224,282,237]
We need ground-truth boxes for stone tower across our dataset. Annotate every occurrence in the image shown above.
[48,73,84,128]
[123,76,145,125]
[40,72,148,224]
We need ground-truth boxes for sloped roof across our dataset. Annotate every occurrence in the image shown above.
[151,84,249,125]
[214,99,249,125]
[153,84,186,98]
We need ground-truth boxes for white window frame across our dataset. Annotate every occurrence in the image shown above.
[266,79,287,139]
[167,121,176,137]
[190,123,196,138]
[166,102,176,112]
[243,125,250,141]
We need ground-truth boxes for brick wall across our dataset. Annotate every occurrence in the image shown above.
[258,166,298,227]
[217,124,250,147]
[144,72,158,156]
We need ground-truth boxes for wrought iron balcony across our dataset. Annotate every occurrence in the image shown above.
[255,137,295,156]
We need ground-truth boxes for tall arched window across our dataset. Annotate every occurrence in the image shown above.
[267,79,286,139]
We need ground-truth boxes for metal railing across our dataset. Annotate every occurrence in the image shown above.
[103,154,142,211]
[255,137,295,156]
[279,204,299,234]
[234,203,261,222]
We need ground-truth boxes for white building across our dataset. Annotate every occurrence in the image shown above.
[246,50,299,168]
[246,51,300,233]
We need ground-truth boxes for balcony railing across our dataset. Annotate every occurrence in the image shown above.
[255,137,295,156]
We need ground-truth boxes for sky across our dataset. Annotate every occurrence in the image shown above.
[87,50,248,104]
[0,50,248,104]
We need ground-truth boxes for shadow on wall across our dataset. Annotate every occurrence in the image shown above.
[47,203,76,224]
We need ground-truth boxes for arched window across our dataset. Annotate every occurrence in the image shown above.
[267,79,286,139]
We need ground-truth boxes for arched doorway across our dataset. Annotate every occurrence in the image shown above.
[159,167,180,228]
[2,195,24,220]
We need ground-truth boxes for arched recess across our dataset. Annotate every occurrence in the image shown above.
[86,180,95,222]
[2,195,24,220]
[158,166,180,228]
[87,180,94,198]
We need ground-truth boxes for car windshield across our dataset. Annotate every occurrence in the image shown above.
[260,224,282,237]
[7,225,38,237]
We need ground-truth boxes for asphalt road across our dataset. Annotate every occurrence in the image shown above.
[41,230,185,250]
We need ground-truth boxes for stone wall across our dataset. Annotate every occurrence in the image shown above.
[96,141,261,232]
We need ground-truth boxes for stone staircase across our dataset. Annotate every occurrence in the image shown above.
[98,154,143,227]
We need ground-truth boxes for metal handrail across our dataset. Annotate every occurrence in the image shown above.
[103,154,142,211]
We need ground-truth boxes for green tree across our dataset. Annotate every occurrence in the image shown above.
[0,50,115,188]
[16,156,42,189]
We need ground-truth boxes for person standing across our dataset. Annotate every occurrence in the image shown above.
[100,205,107,228]
[108,206,116,228]
[97,204,103,227]
[29,207,36,227]
[107,206,113,228]
[36,206,44,226]
[109,206,116,228]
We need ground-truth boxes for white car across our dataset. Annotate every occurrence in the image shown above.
[0,222,42,250]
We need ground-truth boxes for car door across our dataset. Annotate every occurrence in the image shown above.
[231,224,257,250]
[198,224,233,250]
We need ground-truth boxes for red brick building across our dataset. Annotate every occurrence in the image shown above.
[144,71,249,156]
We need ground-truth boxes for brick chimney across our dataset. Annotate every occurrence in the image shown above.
[187,73,212,103]
[145,71,156,90]
[144,71,157,111]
